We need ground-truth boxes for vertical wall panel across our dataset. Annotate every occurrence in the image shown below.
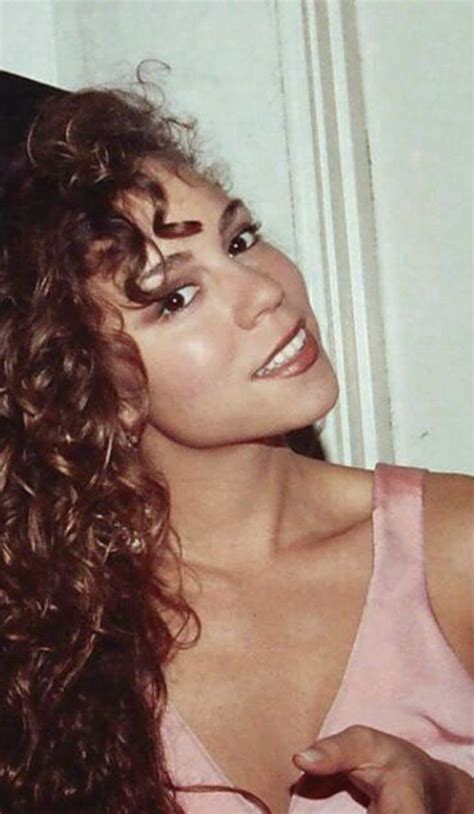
[356,0,473,473]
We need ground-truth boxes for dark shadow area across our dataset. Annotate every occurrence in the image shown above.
[0,71,67,206]
[291,771,369,807]
[286,425,327,461]
[0,71,66,154]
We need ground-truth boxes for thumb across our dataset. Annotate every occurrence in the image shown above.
[293,726,382,775]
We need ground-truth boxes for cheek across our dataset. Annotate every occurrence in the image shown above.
[266,249,311,303]
[288,272,311,307]
[143,328,230,402]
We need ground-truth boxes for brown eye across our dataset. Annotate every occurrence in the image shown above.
[228,223,261,258]
[157,284,199,318]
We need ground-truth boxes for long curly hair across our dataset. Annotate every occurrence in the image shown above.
[0,86,203,814]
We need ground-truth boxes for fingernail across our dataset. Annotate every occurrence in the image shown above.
[295,748,325,763]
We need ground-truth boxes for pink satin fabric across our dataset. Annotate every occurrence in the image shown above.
[162,464,474,812]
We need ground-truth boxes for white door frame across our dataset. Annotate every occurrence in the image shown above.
[274,0,394,467]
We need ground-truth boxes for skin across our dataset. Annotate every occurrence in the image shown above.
[294,726,474,813]
[91,165,474,814]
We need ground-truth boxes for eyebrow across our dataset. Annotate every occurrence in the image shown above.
[218,197,246,235]
[159,198,248,270]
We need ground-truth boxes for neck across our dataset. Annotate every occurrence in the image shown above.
[140,429,309,569]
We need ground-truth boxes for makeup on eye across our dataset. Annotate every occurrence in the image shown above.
[155,282,200,319]
[228,221,262,257]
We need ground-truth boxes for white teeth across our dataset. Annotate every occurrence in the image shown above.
[273,350,287,365]
[257,327,306,376]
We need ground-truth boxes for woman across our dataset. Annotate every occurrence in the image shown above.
[0,86,472,814]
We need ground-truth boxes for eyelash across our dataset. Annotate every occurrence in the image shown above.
[154,221,262,320]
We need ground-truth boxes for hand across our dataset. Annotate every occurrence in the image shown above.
[293,725,474,813]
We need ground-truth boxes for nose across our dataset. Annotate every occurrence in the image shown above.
[225,260,284,330]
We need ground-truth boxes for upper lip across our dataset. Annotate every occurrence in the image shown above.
[253,318,305,375]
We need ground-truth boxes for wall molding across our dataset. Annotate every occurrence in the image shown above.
[274,0,393,467]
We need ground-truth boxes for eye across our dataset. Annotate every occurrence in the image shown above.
[156,284,199,319]
[228,222,261,258]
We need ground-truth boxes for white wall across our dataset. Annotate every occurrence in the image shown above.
[356,0,473,473]
[0,0,58,83]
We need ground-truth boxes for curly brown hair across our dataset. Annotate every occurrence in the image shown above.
[0,86,204,814]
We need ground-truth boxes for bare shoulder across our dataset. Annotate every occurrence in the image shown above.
[424,471,473,574]
[425,470,473,537]
[424,471,474,675]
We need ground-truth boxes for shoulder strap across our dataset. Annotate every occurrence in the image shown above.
[372,463,427,598]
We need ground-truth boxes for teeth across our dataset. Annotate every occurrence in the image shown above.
[257,327,306,376]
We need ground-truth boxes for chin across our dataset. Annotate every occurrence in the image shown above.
[253,380,339,444]
[284,395,338,437]
[247,367,340,443]
[286,367,339,431]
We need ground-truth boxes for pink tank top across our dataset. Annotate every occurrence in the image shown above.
[161,464,474,812]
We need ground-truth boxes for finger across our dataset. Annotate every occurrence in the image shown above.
[357,772,427,814]
[375,782,427,814]
[359,791,426,814]
[293,725,389,776]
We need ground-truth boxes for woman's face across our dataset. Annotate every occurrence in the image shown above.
[93,166,338,448]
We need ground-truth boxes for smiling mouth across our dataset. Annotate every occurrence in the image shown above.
[253,321,319,379]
